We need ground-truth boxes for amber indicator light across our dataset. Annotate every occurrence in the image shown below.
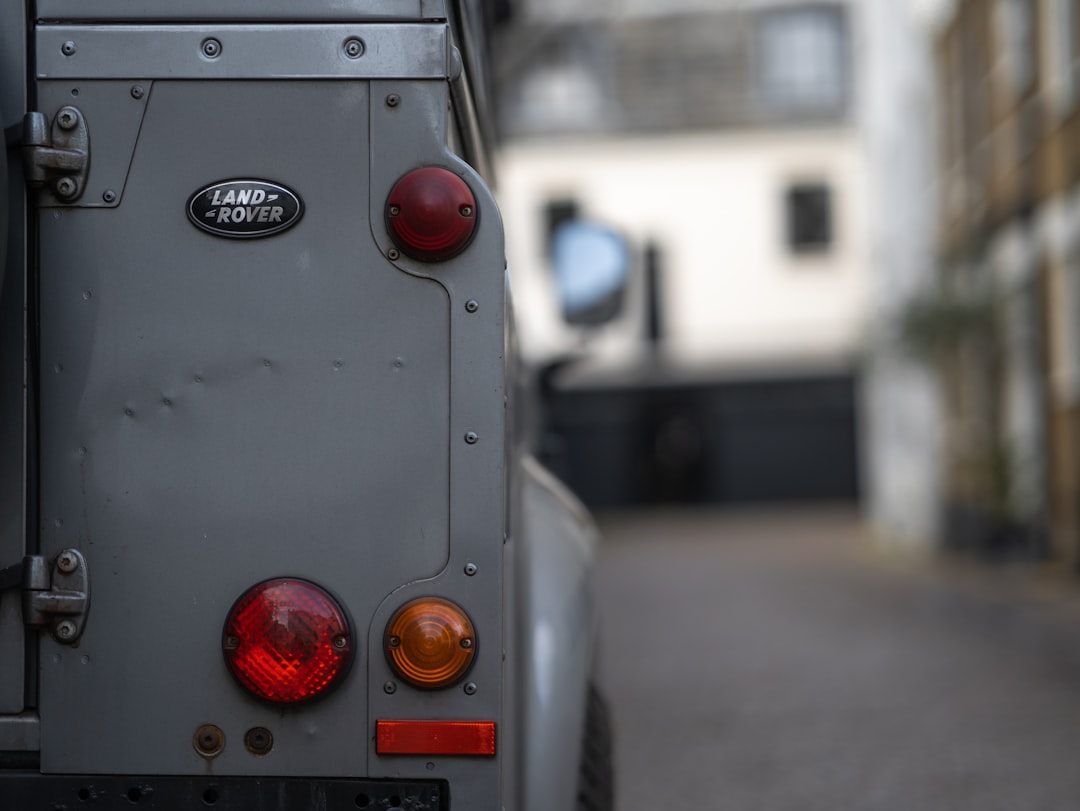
[376,720,496,757]
[223,578,351,704]
[384,597,476,689]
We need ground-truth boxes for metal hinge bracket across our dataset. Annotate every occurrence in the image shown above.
[0,550,90,644]
[22,106,90,202]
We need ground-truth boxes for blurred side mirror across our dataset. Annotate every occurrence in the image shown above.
[551,221,629,326]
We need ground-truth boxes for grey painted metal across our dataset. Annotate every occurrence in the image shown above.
[36,76,452,776]
[36,0,445,22]
[0,713,39,751]
[37,25,448,81]
[0,0,28,718]
[32,82,149,209]
[518,456,599,811]
[362,75,507,811]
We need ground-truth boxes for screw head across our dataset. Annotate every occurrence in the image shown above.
[386,94,401,107]
[464,682,478,695]
[383,680,397,695]
[387,248,400,261]
[244,726,273,756]
[102,190,117,203]
[54,177,77,199]
[201,38,222,59]
[388,636,401,648]
[343,37,365,59]
[465,431,479,445]
[332,634,348,650]
[194,724,225,757]
[465,299,479,313]
[130,85,145,100]
[56,108,78,130]
[55,620,78,641]
[61,41,77,56]
[56,550,79,574]
[460,638,473,650]
[460,205,474,217]
[464,562,478,576]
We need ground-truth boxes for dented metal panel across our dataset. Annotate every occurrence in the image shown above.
[37,77,454,774]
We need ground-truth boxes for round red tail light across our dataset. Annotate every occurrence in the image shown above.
[223,578,351,704]
[386,167,477,261]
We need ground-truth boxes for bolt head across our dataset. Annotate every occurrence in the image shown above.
[386,94,401,107]
[55,620,77,641]
[465,299,479,313]
[344,38,365,58]
[57,109,78,130]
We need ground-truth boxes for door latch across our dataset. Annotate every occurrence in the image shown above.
[22,106,90,203]
[0,550,90,644]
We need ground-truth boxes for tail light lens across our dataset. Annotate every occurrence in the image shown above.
[385,597,476,689]
[223,578,351,704]
[386,167,477,261]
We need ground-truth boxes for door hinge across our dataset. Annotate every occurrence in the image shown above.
[21,106,90,203]
[0,550,90,644]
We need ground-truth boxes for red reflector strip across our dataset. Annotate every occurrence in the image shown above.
[376,720,496,757]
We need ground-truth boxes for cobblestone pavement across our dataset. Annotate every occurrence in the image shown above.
[595,508,1080,811]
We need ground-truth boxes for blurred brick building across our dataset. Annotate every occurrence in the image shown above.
[929,0,1080,563]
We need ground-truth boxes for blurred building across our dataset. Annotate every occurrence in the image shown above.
[495,0,867,506]
[925,0,1080,564]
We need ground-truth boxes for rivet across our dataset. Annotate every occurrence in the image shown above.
[465,299,479,313]
[130,85,145,100]
[383,681,397,695]
[464,682,478,695]
[61,41,77,56]
[464,562,478,576]
[343,37,365,59]
[103,190,117,203]
[201,38,222,59]
[465,431,479,445]
[386,94,401,107]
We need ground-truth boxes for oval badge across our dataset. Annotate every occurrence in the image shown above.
[187,179,303,239]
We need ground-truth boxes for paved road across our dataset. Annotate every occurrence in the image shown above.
[595,508,1080,810]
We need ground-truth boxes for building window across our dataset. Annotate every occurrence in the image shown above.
[996,0,1036,98]
[758,7,847,116]
[786,183,833,253]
